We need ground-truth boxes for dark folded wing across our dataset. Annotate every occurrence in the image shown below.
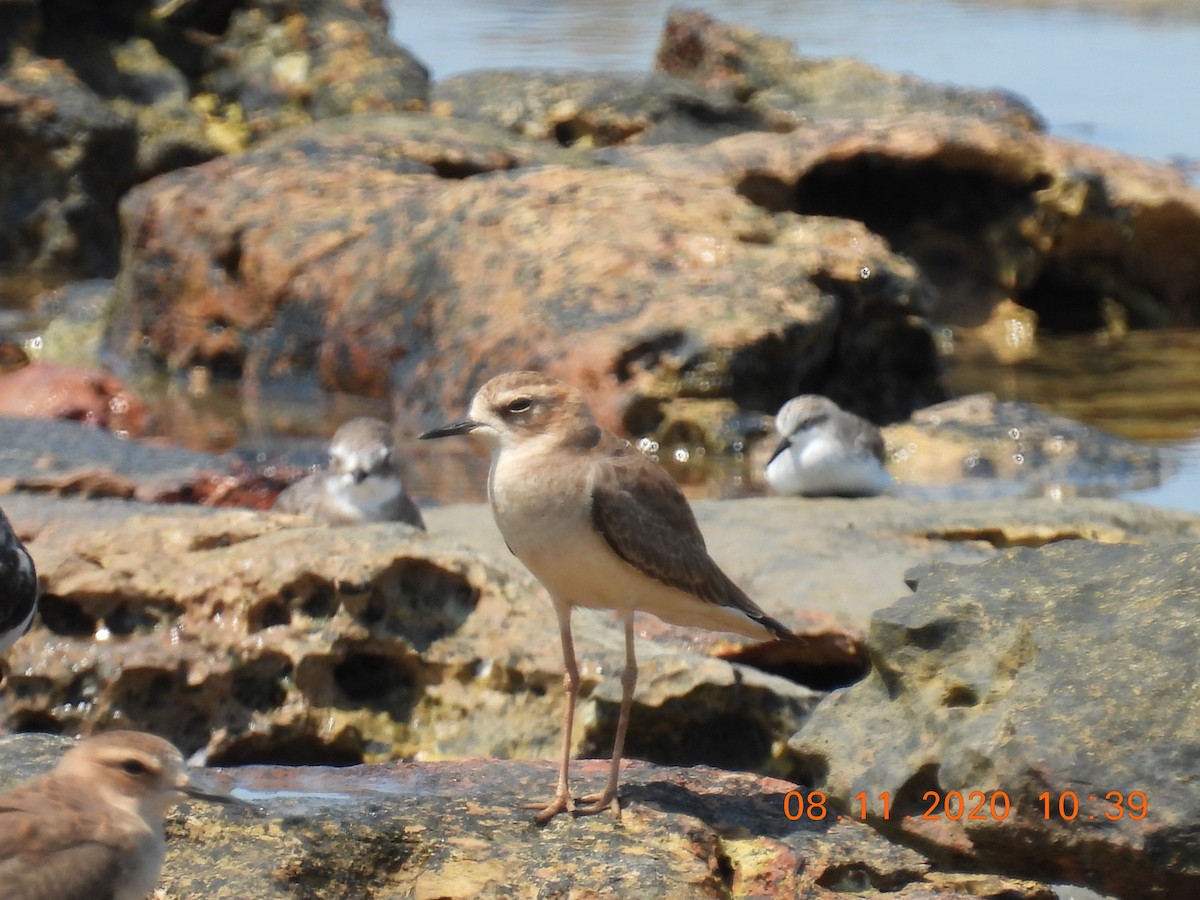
[589,446,793,639]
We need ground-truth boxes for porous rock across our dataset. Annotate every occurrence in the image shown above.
[1,494,820,775]
[0,733,1060,899]
[789,541,1200,899]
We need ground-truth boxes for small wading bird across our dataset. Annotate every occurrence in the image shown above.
[421,371,796,823]
[0,730,227,900]
[0,504,38,655]
[274,417,425,528]
[765,395,891,497]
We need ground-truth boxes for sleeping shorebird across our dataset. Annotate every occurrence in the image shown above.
[0,504,38,655]
[421,371,795,823]
[765,395,891,497]
[0,731,214,899]
[274,417,425,528]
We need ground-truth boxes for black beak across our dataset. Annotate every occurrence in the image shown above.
[352,469,368,484]
[767,435,792,465]
[181,776,262,813]
[420,418,480,440]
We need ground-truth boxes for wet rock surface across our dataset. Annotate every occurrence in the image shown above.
[1,4,1197,897]
[4,487,1198,773]
[881,393,1167,497]
[0,732,1061,899]
[790,541,1200,900]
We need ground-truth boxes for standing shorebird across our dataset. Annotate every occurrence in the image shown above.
[0,504,38,654]
[0,731,203,899]
[765,395,891,497]
[274,417,425,528]
[421,371,795,823]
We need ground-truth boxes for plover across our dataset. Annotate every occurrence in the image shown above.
[0,731,202,899]
[0,504,38,654]
[765,395,891,497]
[274,417,425,528]
[421,371,794,823]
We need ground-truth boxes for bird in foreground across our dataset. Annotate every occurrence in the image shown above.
[0,730,217,900]
[765,395,891,497]
[421,371,796,823]
[274,417,425,528]
[0,504,38,655]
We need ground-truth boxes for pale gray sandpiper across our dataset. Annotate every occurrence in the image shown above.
[0,731,203,900]
[0,504,38,655]
[420,371,795,823]
[765,395,891,497]
[274,417,425,528]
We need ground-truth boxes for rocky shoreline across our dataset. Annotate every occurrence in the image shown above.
[2,2,1199,898]
[2,480,1198,897]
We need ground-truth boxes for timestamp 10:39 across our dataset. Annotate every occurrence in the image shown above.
[782,789,1149,822]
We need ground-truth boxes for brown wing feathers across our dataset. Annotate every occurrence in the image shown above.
[589,446,794,640]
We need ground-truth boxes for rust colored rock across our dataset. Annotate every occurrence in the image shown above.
[108,114,939,442]
[0,360,146,435]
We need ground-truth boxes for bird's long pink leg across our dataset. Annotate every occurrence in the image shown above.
[525,603,578,823]
[577,611,636,819]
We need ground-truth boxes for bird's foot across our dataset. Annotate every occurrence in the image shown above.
[574,789,621,820]
[522,791,575,824]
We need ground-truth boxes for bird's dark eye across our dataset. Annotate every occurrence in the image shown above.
[505,397,532,415]
[120,758,152,777]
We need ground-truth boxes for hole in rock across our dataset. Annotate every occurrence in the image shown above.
[249,598,291,631]
[300,585,336,619]
[942,684,979,708]
[10,712,63,734]
[360,559,479,650]
[232,653,293,711]
[724,639,871,692]
[586,689,775,773]
[332,651,417,717]
[892,763,943,821]
[208,733,365,767]
[37,596,97,637]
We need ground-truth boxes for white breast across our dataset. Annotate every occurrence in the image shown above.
[766,431,890,497]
